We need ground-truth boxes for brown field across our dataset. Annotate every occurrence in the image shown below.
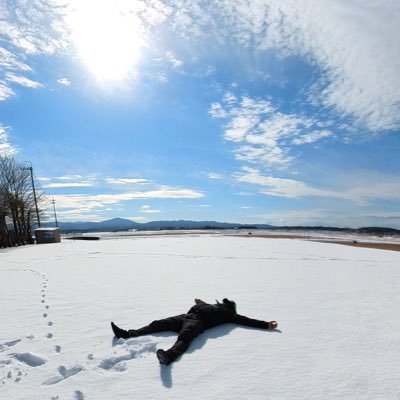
[234,234,400,252]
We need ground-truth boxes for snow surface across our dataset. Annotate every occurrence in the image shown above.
[1,235,400,399]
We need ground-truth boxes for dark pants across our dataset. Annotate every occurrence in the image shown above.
[132,313,204,362]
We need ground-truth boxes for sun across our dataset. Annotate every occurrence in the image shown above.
[69,1,145,81]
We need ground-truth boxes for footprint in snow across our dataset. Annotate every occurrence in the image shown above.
[11,352,47,367]
[73,390,85,400]
[98,342,157,371]
[42,365,83,386]
[0,339,21,352]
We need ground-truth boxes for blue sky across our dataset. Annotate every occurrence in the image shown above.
[1,0,400,228]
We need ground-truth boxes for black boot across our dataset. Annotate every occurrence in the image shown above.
[156,349,173,365]
[111,322,131,339]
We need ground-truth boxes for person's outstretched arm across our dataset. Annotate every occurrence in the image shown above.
[232,314,277,330]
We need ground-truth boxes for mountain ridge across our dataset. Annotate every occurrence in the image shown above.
[43,217,400,236]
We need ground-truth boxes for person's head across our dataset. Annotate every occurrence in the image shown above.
[221,298,237,313]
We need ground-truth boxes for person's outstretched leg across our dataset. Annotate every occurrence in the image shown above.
[111,315,184,339]
[111,322,132,339]
[157,319,204,365]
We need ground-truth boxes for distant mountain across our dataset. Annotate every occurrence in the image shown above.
[44,218,273,233]
[46,218,142,232]
[141,220,272,230]
[43,218,400,235]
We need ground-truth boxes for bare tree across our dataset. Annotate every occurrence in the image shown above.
[0,156,44,247]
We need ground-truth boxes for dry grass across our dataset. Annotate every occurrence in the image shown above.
[234,234,400,252]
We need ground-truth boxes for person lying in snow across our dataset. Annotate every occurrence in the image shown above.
[111,298,278,365]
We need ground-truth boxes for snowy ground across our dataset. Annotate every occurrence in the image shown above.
[1,235,400,399]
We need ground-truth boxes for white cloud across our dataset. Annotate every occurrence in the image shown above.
[0,1,69,53]
[52,187,203,210]
[165,51,183,68]
[5,73,42,88]
[43,182,94,188]
[0,126,17,156]
[53,208,104,222]
[57,77,71,86]
[211,93,333,169]
[132,0,398,133]
[235,167,400,205]
[274,1,400,132]
[125,216,150,223]
[258,209,400,229]
[258,209,330,227]
[40,174,96,188]
[140,205,160,213]
[236,192,255,196]
[57,175,85,181]
[0,45,31,71]
[235,167,351,200]
[209,102,228,119]
[207,172,223,180]
[0,81,15,101]
[195,1,400,131]
[1,0,397,135]
[0,0,69,95]
[140,208,160,214]
[154,72,168,83]
[292,130,333,145]
[106,178,150,185]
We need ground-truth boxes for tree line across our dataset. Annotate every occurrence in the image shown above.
[0,156,44,248]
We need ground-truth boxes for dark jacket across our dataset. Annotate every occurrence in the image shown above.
[187,301,270,330]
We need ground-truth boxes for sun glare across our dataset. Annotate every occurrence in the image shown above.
[70,1,145,81]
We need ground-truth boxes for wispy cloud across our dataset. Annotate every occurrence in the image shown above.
[171,1,400,132]
[0,81,14,101]
[235,167,351,201]
[258,209,400,229]
[207,172,223,180]
[43,182,94,189]
[266,1,400,132]
[140,205,160,214]
[1,1,398,133]
[235,167,400,205]
[5,73,42,88]
[165,51,183,69]
[211,94,333,169]
[258,209,331,227]
[106,177,151,185]
[57,77,71,86]
[58,175,86,181]
[0,126,17,156]
[0,1,68,54]
[41,175,96,188]
[52,187,203,212]
[292,130,333,145]
[0,1,68,98]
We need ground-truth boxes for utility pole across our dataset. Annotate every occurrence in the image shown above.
[22,162,41,227]
[52,198,58,227]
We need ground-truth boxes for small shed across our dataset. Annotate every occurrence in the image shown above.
[35,228,61,244]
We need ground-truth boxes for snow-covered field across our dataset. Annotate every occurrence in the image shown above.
[1,235,399,399]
